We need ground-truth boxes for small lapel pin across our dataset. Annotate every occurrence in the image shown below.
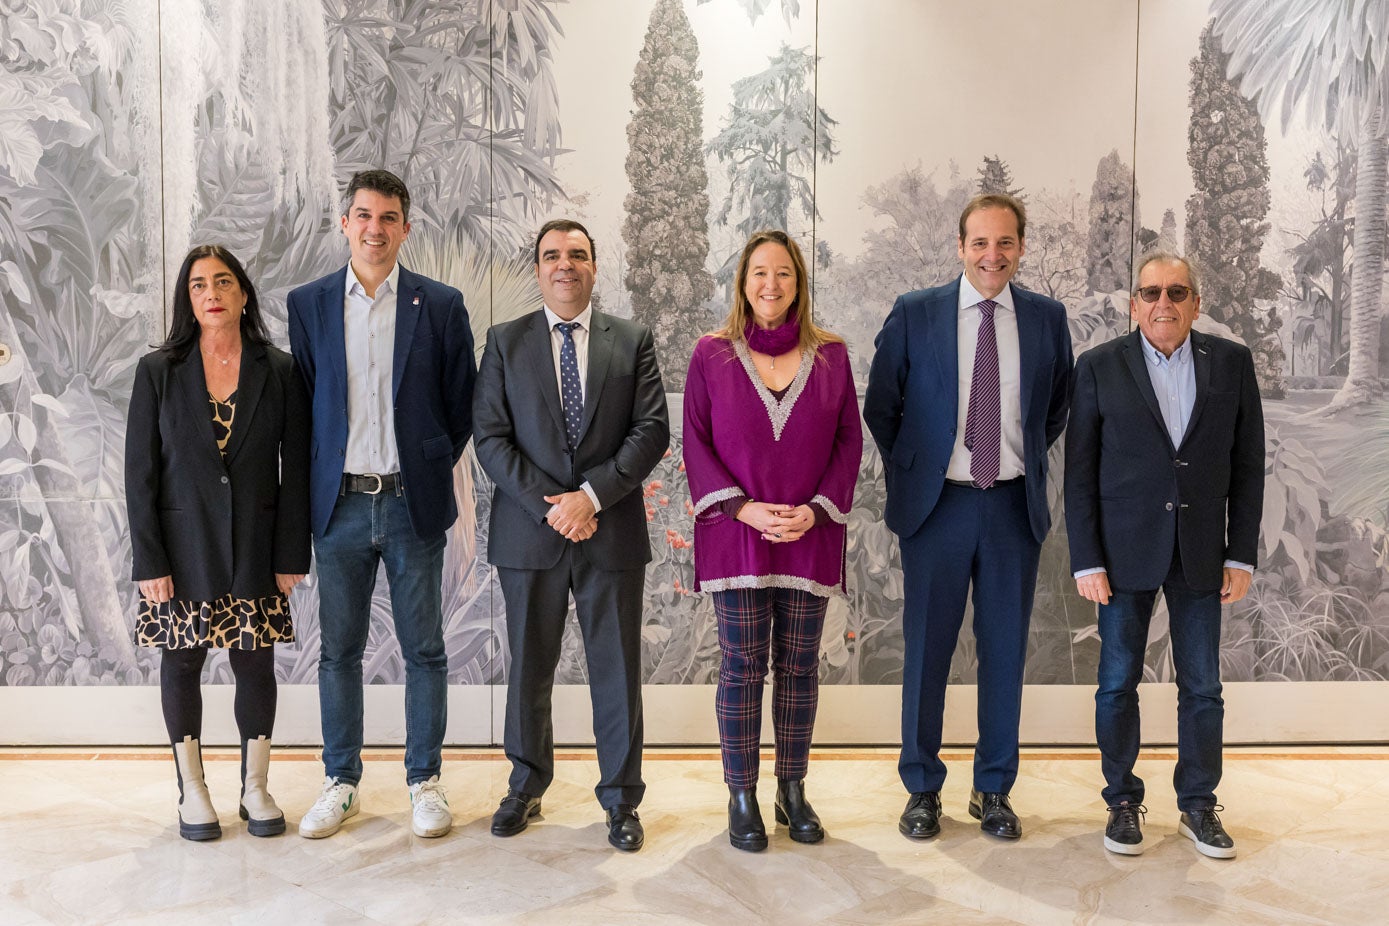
[413,296,420,305]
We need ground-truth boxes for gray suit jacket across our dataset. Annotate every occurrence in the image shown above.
[473,308,669,571]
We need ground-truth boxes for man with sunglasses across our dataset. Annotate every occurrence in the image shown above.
[1065,251,1265,859]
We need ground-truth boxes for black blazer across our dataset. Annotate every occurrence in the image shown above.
[125,342,312,600]
[473,309,669,571]
[1064,329,1265,592]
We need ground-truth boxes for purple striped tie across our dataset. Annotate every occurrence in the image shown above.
[964,299,1001,488]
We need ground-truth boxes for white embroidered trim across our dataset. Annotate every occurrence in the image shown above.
[698,574,844,599]
[692,486,746,517]
[811,494,849,524]
[733,339,814,442]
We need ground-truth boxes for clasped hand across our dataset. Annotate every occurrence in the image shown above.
[545,490,598,542]
[736,501,814,543]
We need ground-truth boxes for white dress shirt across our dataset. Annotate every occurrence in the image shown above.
[542,303,601,512]
[342,261,400,475]
[946,275,1024,483]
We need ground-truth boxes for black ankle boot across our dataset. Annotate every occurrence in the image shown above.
[774,779,825,843]
[728,786,767,851]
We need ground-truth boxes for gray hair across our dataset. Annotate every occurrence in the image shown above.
[1133,250,1200,296]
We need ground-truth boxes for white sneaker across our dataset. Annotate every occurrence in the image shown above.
[299,777,359,839]
[409,776,452,838]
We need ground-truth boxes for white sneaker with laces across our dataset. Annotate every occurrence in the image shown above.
[299,777,359,839]
[409,776,452,838]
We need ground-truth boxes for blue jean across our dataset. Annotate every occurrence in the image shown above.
[313,489,447,785]
[1095,556,1223,811]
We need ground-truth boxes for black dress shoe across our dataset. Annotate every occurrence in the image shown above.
[774,779,825,843]
[490,790,540,837]
[969,789,1021,839]
[606,804,644,851]
[898,791,942,839]
[728,787,768,851]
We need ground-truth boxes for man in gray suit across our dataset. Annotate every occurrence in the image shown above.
[473,218,669,851]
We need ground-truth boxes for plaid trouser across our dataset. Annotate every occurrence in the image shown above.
[713,587,827,787]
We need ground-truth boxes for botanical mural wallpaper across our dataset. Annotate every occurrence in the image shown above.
[1,0,1386,703]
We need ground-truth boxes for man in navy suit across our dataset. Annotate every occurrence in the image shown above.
[864,193,1072,841]
[287,169,476,840]
[1065,252,1264,859]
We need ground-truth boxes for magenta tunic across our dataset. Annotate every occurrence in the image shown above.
[683,335,863,597]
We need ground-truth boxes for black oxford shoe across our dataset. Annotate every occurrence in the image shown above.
[969,789,1021,839]
[606,804,644,851]
[490,790,540,837]
[898,791,942,839]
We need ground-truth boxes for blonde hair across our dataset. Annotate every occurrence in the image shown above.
[712,230,842,354]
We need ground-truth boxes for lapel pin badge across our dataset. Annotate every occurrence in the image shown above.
[413,296,420,305]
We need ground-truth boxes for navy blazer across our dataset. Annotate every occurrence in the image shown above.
[862,279,1073,543]
[125,342,311,600]
[473,309,669,571]
[1064,329,1265,591]
[287,264,476,539]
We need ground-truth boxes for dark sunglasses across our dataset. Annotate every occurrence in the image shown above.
[1134,285,1193,304]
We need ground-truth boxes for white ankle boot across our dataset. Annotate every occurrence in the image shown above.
[239,735,285,837]
[172,736,221,841]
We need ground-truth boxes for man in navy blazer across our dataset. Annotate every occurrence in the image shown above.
[864,193,1072,841]
[1066,252,1264,859]
[287,170,476,840]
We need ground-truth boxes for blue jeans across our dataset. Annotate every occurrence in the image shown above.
[1095,556,1223,811]
[313,489,447,785]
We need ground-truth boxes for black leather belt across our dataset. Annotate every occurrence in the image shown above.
[341,472,401,495]
[945,476,1023,489]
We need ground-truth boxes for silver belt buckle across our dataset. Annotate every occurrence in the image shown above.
[362,473,384,495]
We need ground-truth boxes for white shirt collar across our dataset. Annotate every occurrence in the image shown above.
[959,274,1015,313]
[346,261,400,300]
[543,303,594,330]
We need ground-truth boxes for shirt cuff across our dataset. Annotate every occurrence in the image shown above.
[806,501,827,526]
[1073,567,1107,579]
[716,496,750,520]
[1223,560,1253,573]
[580,481,602,514]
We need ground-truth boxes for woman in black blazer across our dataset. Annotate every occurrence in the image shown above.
[125,245,310,841]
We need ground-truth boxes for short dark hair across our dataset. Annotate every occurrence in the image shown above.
[159,245,270,357]
[342,169,411,223]
[533,218,596,265]
[958,193,1027,241]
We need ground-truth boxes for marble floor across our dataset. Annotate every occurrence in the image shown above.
[0,746,1385,925]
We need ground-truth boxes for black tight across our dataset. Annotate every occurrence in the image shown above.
[160,647,278,743]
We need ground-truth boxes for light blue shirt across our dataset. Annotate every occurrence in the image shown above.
[342,262,400,475]
[1073,332,1251,579]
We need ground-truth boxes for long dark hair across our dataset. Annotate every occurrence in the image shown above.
[157,245,270,358]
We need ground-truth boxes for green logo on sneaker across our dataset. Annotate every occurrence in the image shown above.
[342,793,354,813]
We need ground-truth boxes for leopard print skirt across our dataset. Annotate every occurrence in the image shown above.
[135,594,294,650]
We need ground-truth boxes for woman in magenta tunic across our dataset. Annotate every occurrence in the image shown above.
[683,230,862,851]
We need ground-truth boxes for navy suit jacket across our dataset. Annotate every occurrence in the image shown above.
[125,342,311,600]
[287,264,476,539]
[863,278,1073,543]
[473,309,669,571]
[1064,329,1265,591]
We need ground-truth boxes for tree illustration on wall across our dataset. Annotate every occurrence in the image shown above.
[976,155,1023,198]
[1212,0,1387,410]
[1086,150,1139,294]
[708,44,837,280]
[622,0,715,391]
[1185,20,1284,396]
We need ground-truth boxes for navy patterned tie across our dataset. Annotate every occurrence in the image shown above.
[964,299,1001,488]
[555,322,583,448]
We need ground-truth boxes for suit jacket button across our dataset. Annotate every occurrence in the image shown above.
[220,476,229,485]
[1165,502,1173,511]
